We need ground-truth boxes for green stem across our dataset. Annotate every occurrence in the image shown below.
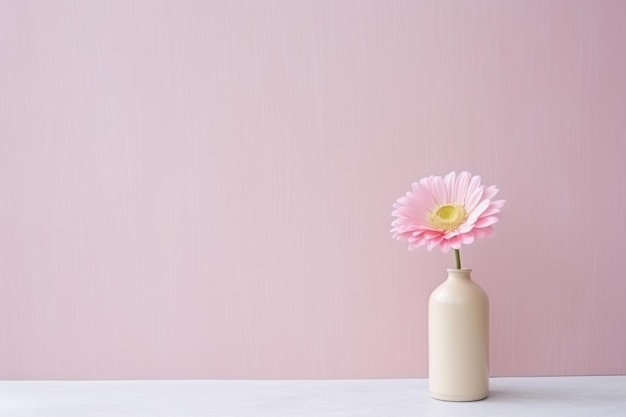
[454,249,461,270]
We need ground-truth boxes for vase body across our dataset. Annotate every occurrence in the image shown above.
[428,268,489,401]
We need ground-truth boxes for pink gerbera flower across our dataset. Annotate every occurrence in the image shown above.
[391,171,505,267]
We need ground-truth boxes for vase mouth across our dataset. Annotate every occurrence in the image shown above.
[446,268,472,273]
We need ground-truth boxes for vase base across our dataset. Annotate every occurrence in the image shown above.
[430,391,488,402]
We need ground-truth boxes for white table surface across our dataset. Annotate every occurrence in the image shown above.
[1,376,625,417]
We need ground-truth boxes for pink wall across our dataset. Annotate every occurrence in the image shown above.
[1,0,625,380]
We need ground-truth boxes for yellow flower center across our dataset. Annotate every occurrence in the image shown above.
[427,204,468,232]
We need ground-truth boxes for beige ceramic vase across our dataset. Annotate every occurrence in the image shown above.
[428,268,489,401]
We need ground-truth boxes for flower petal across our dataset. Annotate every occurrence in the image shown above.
[444,171,457,203]
[460,232,475,245]
[465,199,490,224]
[480,206,503,217]
[483,185,500,201]
[463,174,482,204]
[473,226,495,239]
[438,239,451,253]
[455,171,471,202]
[464,186,484,212]
[412,186,438,213]
[431,176,447,205]
[474,216,500,228]
[448,235,462,250]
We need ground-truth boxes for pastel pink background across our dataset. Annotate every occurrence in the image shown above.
[1,0,625,380]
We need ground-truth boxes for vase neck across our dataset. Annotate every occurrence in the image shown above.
[446,268,472,280]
